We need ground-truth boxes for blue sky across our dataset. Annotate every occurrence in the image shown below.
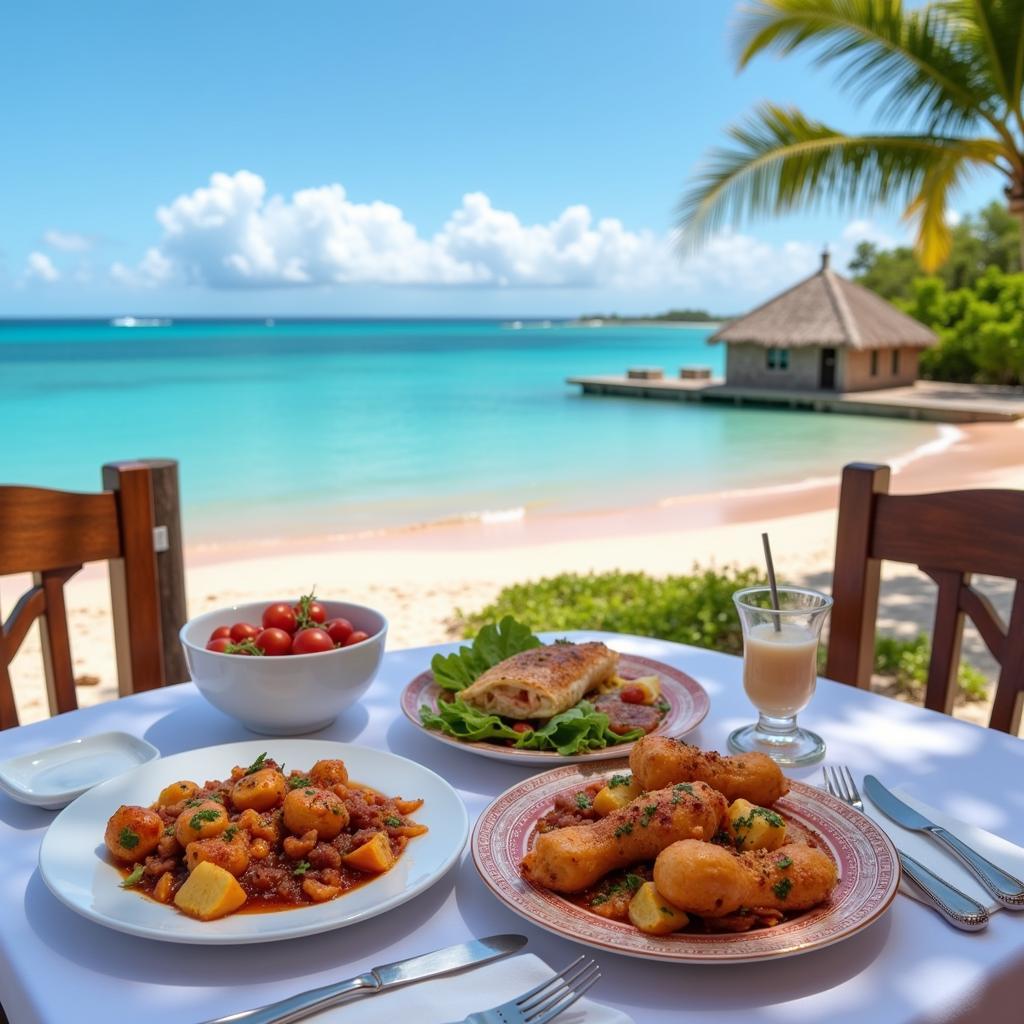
[0,1,1004,316]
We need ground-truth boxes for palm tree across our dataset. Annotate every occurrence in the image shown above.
[679,0,1024,272]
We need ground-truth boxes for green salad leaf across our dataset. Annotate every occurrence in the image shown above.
[430,615,541,692]
[419,698,644,756]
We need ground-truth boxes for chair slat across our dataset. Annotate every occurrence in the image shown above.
[924,570,967,716]
[2,586,46,658]
[0,488,121,574]
[989,586,1024,734]
[35,568,80,716]
[957,584,1007,663]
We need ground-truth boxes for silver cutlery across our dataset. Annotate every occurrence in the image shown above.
[447,955,601,1024]
[864,774,1024,911]
[824,765,990,931]
[205,933,527,1024]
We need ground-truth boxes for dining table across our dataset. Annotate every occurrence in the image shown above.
[1,630,1022,1024]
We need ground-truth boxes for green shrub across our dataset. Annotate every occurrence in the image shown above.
[458,569,990,703]
[457,567,763,655]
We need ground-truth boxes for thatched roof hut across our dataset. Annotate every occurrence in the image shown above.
[708,252,937,392]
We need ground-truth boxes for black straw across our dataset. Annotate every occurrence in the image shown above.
[761,532,782,632]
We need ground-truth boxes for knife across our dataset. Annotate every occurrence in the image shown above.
[205,933,529,1024]
[898,850,990,931]
[864,775,1024,911]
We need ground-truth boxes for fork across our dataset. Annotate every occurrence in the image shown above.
[823,764,990,932]
[451,955,601,1024]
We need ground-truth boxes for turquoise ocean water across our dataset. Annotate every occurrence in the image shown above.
[0,319,939,545]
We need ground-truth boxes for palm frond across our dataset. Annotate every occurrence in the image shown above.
[734,0,997,136]
[677,103,1005,250]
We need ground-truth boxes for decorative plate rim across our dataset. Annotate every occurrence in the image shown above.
[400,652,711,765]
[471,770,900,964]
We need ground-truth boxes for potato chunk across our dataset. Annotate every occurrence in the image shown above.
[592,775,643,817]
[283,787,349,840]
[175,800,230,847]
[185,831,250,877]
[156,780,199,808]
[726,799,787,852]
[309,759,349,789]
[174,861,247,920]
[342,832,395,873]
[105,805,164,862]
[622,675,661,704]
[231,768,286,812]
[628,881,689,935]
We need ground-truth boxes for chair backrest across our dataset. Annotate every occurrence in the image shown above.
[0,460,185,729]
[825,462,1024,733]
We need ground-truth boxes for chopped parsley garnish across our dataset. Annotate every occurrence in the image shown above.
[210,793,225,803]
[118,827,140,850]
[288,776,312,789]
[304,789,316,796]
[188,809,222,831]
[384,816,402,827]
[244,752,268,776]
[613,822,634,838]
[639,804,658,827]
[655,699,670,713]
[608,774,632,789]
[223,826,238,842]
[731,806,785,847]
[776,855,793,869]
[624,873,644,893]
[163,825,175,836]
[120,865,145,888]
[590,873,643,906]
[330,805,343,815]
[710,829,733,846]
[184,798,204,808]
[575,792,592,810]
[772,878,793,900]
[670,783,694,805]
[292,860,310,876]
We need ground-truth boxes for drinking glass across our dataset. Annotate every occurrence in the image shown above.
[728,585,833,767]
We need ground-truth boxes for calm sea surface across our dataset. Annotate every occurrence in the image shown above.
[0,319,938,544]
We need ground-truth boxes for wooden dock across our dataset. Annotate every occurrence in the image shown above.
[567,375,1024,423]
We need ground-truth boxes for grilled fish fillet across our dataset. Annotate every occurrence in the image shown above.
[521,781,727,893]
[460,641,619,720]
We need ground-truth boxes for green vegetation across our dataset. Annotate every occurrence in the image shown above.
[678,1,1024,274]
[849,202,1021,301]
[578,309,722,323]
[457,569,989,703]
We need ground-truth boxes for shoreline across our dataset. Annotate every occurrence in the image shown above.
[5,418,1022,731]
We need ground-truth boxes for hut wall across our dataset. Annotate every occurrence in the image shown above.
[841,347,921,392]
[724,343,820,390]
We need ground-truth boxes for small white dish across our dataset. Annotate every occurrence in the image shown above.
[0,732,160,810]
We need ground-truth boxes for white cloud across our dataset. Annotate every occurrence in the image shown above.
[841,218,903,249]
[108,170,888,301]
[43,229,94,252]
[24,251,60,282]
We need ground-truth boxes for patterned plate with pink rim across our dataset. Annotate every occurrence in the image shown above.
[472,767,900,963]
[401,653,710,765]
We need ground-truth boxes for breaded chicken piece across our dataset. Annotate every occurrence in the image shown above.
[630,736,789,806]
[653,839,837,917]
[522,781,727,893]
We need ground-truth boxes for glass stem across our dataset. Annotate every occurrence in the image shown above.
[755,712,799,738]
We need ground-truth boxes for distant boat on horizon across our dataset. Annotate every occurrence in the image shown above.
[110,316,171,328]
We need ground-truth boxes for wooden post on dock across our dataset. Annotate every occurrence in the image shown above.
[103,458,189,691]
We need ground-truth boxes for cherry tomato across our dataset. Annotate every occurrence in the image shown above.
[619,685,646,704]
[206,637,232,653]
[343,630,370,647]
[292,628,335,655]
[256,627,292,657]
[262,602,297,634]
[324,618,354,645]
[209,625,232,642]
[229,622,261,643]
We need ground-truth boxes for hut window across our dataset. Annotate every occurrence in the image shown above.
[766,348,789,371]
[779,348,789,369]
[870,351,879,376]
[891,350,900,375]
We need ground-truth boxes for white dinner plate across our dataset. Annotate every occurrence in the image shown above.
[0,731,159,809]
[39,739,468,944]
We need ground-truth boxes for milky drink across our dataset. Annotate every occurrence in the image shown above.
[742,621,819,718]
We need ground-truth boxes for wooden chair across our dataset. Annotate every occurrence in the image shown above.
[0,459,188,729]
[825,462,1024,733]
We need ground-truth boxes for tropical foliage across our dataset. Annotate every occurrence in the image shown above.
[679,1,1024,273]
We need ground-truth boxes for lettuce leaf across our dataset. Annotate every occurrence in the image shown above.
[419,697,644,756]
[430,616,541,692]
[419,699,522,743]
[515,701,644,756]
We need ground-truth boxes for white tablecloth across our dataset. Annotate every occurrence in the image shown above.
[1,632,1022,1024]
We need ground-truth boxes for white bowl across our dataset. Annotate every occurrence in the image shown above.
[180,601,387,735]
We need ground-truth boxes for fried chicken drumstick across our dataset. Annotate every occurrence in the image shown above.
[629,736,789,806]
[522,781,726,893]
